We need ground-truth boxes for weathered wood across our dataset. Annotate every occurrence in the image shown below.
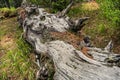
[58,0,74,17]
[47,41,120,80]
[71,17,90,32]
[18,4,120,80]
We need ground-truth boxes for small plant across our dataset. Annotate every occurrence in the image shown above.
[0,7,15,12]
[97,0,120,28]
[98,24,106,34]
[0,19,37,80]
[0,7,17,17]
[0,37,36,80]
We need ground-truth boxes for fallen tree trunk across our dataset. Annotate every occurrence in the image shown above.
[18,3,120,80]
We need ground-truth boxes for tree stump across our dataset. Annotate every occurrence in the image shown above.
[18,3,120,80]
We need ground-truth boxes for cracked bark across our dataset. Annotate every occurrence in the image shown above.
[18,3,120,80]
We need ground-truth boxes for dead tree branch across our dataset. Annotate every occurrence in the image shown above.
[18,5,120,80]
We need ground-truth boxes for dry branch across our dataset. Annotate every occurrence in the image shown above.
[58,0,74,17]
[18,3,120,80]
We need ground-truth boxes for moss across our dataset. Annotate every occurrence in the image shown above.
[0,7,17,18]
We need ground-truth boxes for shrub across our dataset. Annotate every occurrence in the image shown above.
[27,0,84,13]
[0,7,17,17]
[97,0,120,29]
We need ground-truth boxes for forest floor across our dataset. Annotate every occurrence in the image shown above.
[0,1,120,80]
[0,17,37,80]
[0,17,17,60]
[68,1,120,53]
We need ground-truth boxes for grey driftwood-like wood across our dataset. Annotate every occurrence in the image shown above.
[18,3,120,80]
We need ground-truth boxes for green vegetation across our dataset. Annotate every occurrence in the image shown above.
[0,7,17,17]
[0,40,35,80]
[0,0,120,79]
[98,0,120,29]
[28,0,83,13]
[0,7,16,12]
[68,0,120,49]
[0,18,37,80]
[0,17,54,80]
[28,0,70,13]
[98,0,120,44]
[0,0,22,8]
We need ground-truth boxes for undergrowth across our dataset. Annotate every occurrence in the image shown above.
[68,0,120,50]
[0,7,16,12]
[0,17,54,80]
[0,0,120,79]
[0,34,36,80]
[0,7,17,17]
[0,44,35,80]
[0,18,37,80]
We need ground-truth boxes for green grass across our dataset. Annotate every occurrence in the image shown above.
[0,18,17,39]
[0,17,37,80]
[0,7,17,17]
[68,0,120,50]
[0,16,54,80]
[0,38,36,80]
[0,7,16,12]
[97,0,120,29]
[0,0,120,79]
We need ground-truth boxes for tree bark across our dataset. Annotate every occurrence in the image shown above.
[18,4,120,80]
